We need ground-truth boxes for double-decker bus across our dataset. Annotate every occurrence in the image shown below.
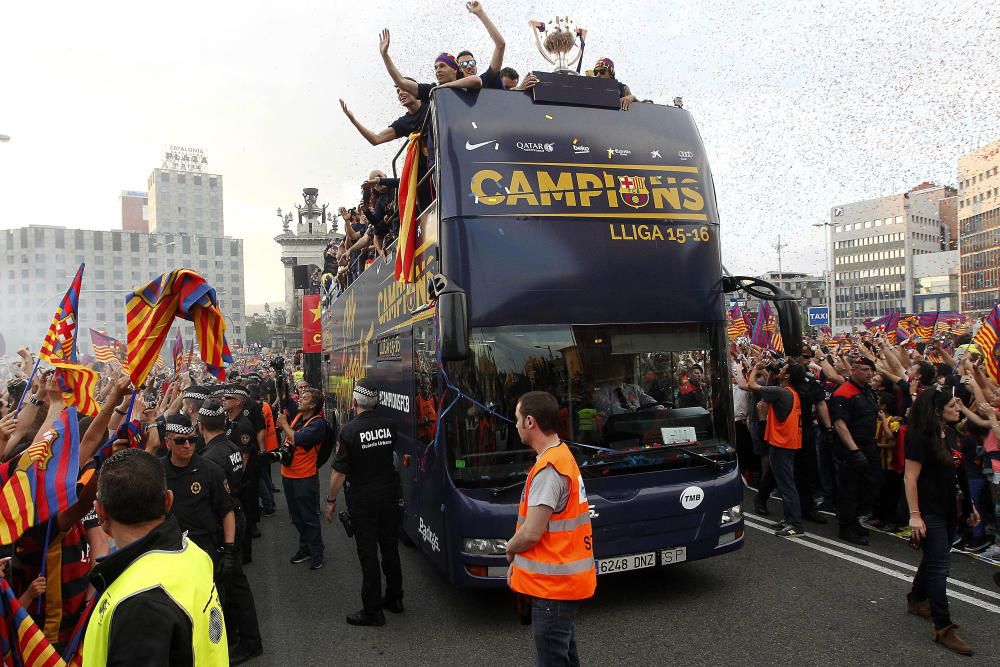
[322,78,800,588]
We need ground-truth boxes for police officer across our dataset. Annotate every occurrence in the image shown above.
[84,449,228,665]
[220,384,263,563]
[325,378,403,627]
[198,400,264,665]
[831,356,882,546]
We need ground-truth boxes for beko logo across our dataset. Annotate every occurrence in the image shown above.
[418,517,441,551]
[516,141,554,153]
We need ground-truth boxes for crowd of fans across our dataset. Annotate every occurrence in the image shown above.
[731,327,999,653]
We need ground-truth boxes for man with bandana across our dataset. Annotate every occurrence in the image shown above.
[591,57,638,110]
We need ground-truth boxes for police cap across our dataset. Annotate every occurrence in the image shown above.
[353,378,379,401]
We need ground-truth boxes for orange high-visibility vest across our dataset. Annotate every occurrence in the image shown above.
[510,442,597,601]
[764,387,801,450]
[261,401,279,452]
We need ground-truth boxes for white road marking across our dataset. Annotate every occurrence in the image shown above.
[744,519,1000,614]
[745,513,1000,601]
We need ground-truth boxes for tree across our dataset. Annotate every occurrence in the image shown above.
[246,319,271,347]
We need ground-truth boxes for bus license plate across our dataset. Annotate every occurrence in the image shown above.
[660,547,687,565]
[596,552,655,575]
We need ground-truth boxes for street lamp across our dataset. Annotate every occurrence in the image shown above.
[812,221,836,331]
[153,240,176,276]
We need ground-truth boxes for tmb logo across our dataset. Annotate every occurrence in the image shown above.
[680,485,704,510]
[418,517,441,552]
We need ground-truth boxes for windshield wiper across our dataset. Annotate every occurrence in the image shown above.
[489,478,527,498]
[584,443,729,475]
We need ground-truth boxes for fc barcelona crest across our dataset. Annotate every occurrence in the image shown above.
[618,175,649,209]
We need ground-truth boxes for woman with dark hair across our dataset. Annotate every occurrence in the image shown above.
[904,385,979,655]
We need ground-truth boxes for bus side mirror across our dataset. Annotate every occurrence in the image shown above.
[432,274,469,361]
[775,299,803,358]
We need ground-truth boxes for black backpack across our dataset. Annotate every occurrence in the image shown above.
[315,413,339,468]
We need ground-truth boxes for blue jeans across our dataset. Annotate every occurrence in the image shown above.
[531,598,580,667]
[258,461,275,514]
[910,514,952,630]
[769,446,802,530]
[967,476,986,539]
[282,474,323,562]
[815,430,837,506]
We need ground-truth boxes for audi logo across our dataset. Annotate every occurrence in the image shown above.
[678,150,694,160]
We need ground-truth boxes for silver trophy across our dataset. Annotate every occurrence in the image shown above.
[529,17,587,73]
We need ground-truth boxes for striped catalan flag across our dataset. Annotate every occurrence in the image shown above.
[0,579,68,667]
[39,264,84,364]
[727,304,750,339]
[172,329,184,375]
[125,269,232,386]
[972,304,1000,382]
[0,408,79,545]
[49,360,100,417]
[88,329,119,364]
[394,132,421,284]
[913,312,939,339]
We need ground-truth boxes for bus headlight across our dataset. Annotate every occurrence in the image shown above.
[462,538,508,555]
[720,504,742,525]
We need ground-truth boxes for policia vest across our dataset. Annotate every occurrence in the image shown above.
[82,536,227,666]
[510,442,597,601]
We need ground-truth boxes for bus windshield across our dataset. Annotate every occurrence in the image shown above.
[444,323,730,488]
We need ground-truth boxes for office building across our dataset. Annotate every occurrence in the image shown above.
[957,138,1000,312]
[119,191,149,233]
[148,146,223,237]
[830,183,949,330]
[913,250,959,313]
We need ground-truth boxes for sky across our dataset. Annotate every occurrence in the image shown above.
[1,0,998,309]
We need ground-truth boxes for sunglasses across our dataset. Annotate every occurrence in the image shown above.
[170,437,197,446]
[593,68,609,75]
[459,59,476,69]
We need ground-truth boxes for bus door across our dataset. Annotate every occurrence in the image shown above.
[405,319,449,569]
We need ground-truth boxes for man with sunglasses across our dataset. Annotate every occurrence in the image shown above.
[456,1,506,89]
[592,57,638,111]
[161,414,237,576]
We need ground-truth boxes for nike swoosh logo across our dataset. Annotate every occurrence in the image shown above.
[465,140,497,150]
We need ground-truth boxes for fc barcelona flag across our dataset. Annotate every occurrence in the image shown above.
[172,329,184,374]
[863,312,901,344]
[394,133,421,284]
[751,301,783,352]
[0,579,69,667]
[39,264,84,364]
[125,269,232,386]
[0,408,80,545]
[88,329,121,364]
[972,304,1000,382]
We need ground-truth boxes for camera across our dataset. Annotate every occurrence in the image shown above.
[338,510,355,538]
[270,356,285,373]
[768,359,787,373]
[265,445,294,466]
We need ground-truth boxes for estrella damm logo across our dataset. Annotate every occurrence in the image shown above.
[618,175,649,209]
[467,160,707,221]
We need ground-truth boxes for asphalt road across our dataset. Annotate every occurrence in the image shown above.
[242,485,1000,666]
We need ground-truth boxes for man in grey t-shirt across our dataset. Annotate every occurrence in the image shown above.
[527,456,571,514]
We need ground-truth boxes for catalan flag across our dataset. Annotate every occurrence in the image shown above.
[125,269,232,386]
[0,578,69,667]
[727,304,750,339]
[972,304,1000,382]
[394,132,421,284]
[88,329,120,364]
[49,360,99,417]
[0,408,79,545]
[172,329,184,375]
[39,265,84,364]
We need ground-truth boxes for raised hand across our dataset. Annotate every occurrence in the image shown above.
[379,28,390,56]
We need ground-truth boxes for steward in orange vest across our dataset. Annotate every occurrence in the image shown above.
[506,392,596,665]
